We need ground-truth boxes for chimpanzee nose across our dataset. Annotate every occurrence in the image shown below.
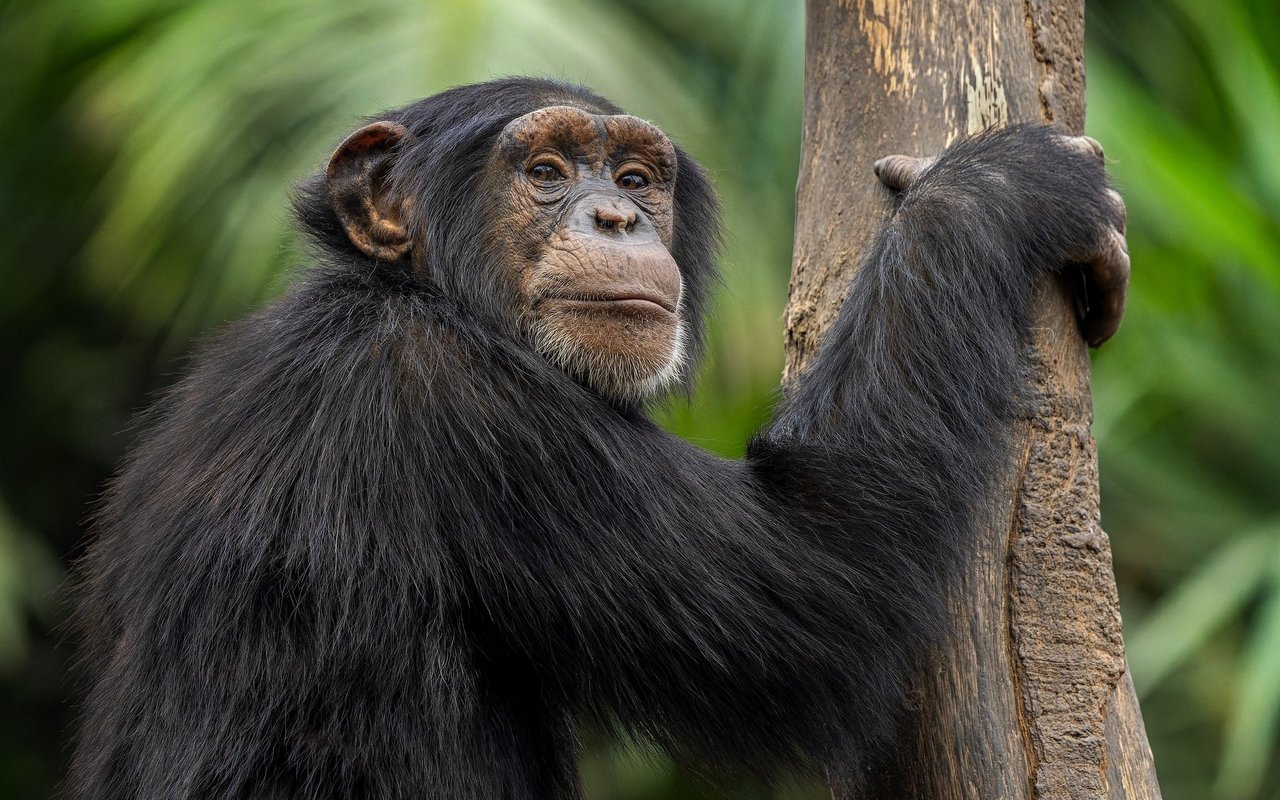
[594,201,637,234]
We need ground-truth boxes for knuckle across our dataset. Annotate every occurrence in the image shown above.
[1060,134,1105,160]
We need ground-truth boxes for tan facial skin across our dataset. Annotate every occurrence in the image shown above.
[493,106,685,400]
[327,106,687,401]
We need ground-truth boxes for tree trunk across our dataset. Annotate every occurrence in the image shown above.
[785,1,1163,798]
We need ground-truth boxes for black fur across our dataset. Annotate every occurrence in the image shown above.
[68,78,1116,799]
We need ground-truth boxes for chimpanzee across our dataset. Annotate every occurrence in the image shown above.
[68,77,1128,799]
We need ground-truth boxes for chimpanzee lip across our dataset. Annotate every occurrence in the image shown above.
[546,289,677,314]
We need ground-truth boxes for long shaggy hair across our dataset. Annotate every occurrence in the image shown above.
[68,78,1116,800]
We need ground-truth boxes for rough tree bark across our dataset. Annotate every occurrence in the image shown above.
[784,1,1163,798]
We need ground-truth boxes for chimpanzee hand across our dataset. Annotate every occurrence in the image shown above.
[874,131,1129,347]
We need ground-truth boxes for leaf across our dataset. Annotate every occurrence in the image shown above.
[1215,531,1280,799]
[1128,528,1274,693]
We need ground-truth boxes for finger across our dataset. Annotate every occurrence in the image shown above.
[1106,188,1126,235]
[1062,134,1105,161]
[1080,228,1130,347]
[873,154,935,191]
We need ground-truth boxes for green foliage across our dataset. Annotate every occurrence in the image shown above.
[1088,0,1280,796]
[0,0,1277,797]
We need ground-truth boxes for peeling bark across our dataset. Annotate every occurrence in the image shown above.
[787,1,1162,797]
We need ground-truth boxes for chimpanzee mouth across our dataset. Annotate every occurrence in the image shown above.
[545,289,677,316]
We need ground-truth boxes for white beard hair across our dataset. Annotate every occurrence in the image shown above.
[531,317,688,403]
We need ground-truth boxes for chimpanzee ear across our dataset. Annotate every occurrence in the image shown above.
[326,121,413,262]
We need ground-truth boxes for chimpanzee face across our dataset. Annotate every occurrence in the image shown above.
[324,104,688,401]
[492,106,685,400]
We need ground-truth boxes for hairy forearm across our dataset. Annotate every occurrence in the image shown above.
[757,128,1114,540]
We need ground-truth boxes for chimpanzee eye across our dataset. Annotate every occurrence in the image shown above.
[617,172,648,191]
[528,163,565,182]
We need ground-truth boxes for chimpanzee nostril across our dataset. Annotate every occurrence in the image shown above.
[594,203,637,233]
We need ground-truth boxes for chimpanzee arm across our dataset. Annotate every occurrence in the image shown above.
[756,126,1126,580]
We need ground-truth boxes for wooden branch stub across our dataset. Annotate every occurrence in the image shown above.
[788,1,1162,797]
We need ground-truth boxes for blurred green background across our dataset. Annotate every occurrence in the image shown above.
[2,0,1278,797]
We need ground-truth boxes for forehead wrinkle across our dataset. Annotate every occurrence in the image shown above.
[500,107,675,177]
[602,116,677,177]
[589,116,608,171]
[602,118,674,154]
[503,106,598,159]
